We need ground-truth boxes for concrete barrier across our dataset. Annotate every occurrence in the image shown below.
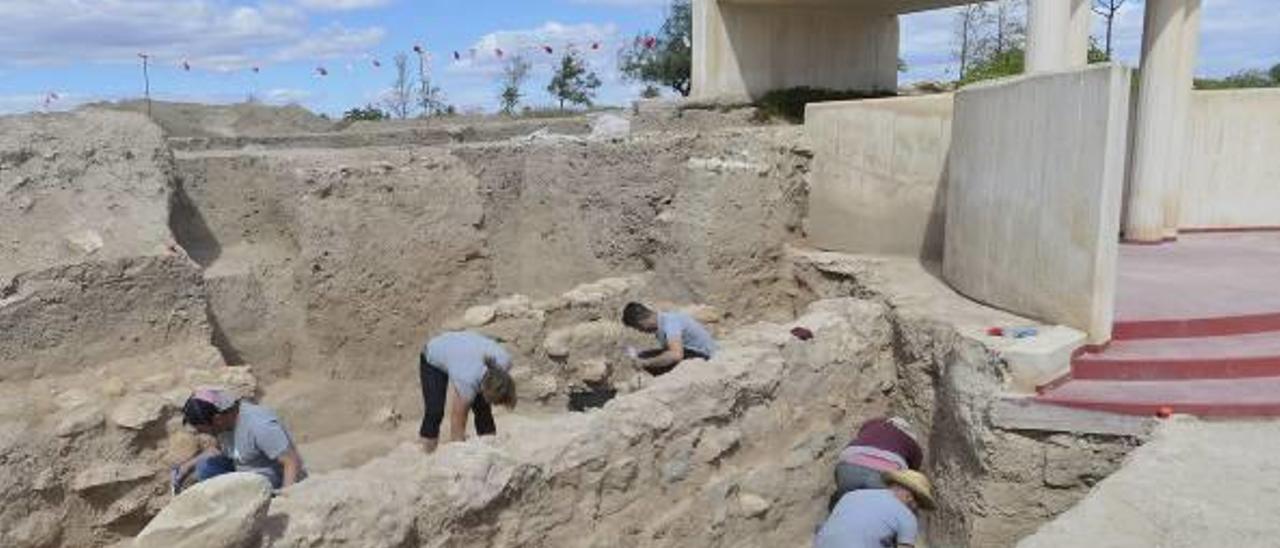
[944,64,1132,344]
[1180,89,1280,229]
[805,94,953,260]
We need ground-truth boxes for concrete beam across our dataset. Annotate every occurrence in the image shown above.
[1125,0,1188,242]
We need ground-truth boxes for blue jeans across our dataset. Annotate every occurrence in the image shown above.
[195,455,236,482]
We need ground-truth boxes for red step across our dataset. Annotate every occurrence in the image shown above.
[1072,331,1280,380]
[1036,376,1280,417]
[1113,311,1280,340]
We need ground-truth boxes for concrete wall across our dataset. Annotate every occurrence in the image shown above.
[944,65,1132,344]
[1179,89,1280,229]
[693,0,899,101]
[805,94,953,259]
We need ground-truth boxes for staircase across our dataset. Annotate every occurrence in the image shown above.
[1036,232,1280,417]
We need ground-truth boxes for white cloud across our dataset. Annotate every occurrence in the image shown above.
[0,0,385,70]
[449,21,621,77]
[295,0,392,10]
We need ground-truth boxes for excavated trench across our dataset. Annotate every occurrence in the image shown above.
[0,109,1142,547]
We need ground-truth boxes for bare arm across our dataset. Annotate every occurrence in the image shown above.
[277,446,303,488]
[638,336,685,370]
[175,446,222,479]
[448,383,470,443]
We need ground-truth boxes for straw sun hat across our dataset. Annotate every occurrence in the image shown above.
[883,469,937,511]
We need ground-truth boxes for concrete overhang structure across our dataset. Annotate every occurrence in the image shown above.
[692,0,978,103]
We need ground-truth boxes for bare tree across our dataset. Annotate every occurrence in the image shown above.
[1092,0,1127,60]
[986,0,1026,55]
[954,3,988,80]
[384,52,413,119]
[415,51,446,117]
[497,55,532,115]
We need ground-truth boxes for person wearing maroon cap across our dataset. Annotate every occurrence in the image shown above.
[828,416,924,511]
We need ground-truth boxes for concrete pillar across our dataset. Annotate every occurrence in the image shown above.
[1066,0,1093,67]
[1125,0,1187,242]
[1164,0,1203,237]
[1026,0,1071,72]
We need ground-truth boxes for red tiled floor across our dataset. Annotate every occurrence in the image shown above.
[1038,232,1280,416]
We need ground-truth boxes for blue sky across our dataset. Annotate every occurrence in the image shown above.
[0,0,1276,116]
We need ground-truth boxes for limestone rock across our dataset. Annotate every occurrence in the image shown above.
[185,366,258,400]
[55,387,94,410]
[737,492,772,518]
[101,377,127,398]
[590,114,631,142]
[134,472,272,548]
[574,358,610,384]
[110,393,171,430]
[462,305,496,327]
[71,462,155,492]
[56,404,105,437]
[65,229,104,255]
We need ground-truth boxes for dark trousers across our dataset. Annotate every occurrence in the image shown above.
[419,354,496,439]
[640,347,711,376]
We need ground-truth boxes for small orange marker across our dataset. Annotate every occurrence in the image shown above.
[1156,406,1174,418]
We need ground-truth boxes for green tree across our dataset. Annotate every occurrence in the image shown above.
[343,104,388,121]
[547,50,602,110]
[498,55,532,115]
[958,46,1025,86]
[619,0,692,96]
[1270,63,1280,84]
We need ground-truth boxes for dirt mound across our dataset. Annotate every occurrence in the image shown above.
[95,101,333,138]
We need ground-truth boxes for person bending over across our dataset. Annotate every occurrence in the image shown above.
[816,469,936,548]
[173,388,307,492]
[621,302,718,376]
[419,331,517,454]
[829,416,923,510]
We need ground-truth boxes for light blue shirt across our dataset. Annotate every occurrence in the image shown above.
[423,331,512,402]
[657,311,717,358]
[217,402,306,487]
[815,489,918,548]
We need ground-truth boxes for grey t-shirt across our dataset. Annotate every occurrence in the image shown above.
[815,489,918,548]
[217,402,306,488]
[423,331,512,402]
[657,311,717,358]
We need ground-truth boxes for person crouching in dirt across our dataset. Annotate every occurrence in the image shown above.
[815,469,936,548]
[419,331,517,454]
[829,416,924,510]
[173,388,307,493]
[621,302,718,376]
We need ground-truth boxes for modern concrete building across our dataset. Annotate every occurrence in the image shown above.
[731,1,1280,416]
[694,0,1207,244]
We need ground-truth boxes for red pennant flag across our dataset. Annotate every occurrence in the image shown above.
[182,60,191,71]
[251,66,260,74]
[453,51,461,61]
[316,66,328,76]
[372,59,382,68]
[543,45,553,54]
[495,48,504,58]
[413,44,424,54]
[643,36,657,49]
[591,42,600,50]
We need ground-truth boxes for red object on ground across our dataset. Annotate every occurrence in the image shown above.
[987,327,1004,336]
[1156,406,1174,418]
[790,327,814,341]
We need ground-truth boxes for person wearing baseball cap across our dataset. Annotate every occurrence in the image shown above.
[172,387,306,492]
[815,469,936,548]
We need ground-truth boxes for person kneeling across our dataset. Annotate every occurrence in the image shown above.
[173,388,307,493]
[816,469,936,548]
[419,331,517,454]
[621,302,717,376]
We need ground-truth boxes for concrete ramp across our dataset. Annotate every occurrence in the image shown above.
[1018,417,1280,547]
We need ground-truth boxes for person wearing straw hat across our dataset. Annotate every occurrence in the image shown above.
[172,387,307,493]
[829,416,924,510]
[815,469,936,548]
